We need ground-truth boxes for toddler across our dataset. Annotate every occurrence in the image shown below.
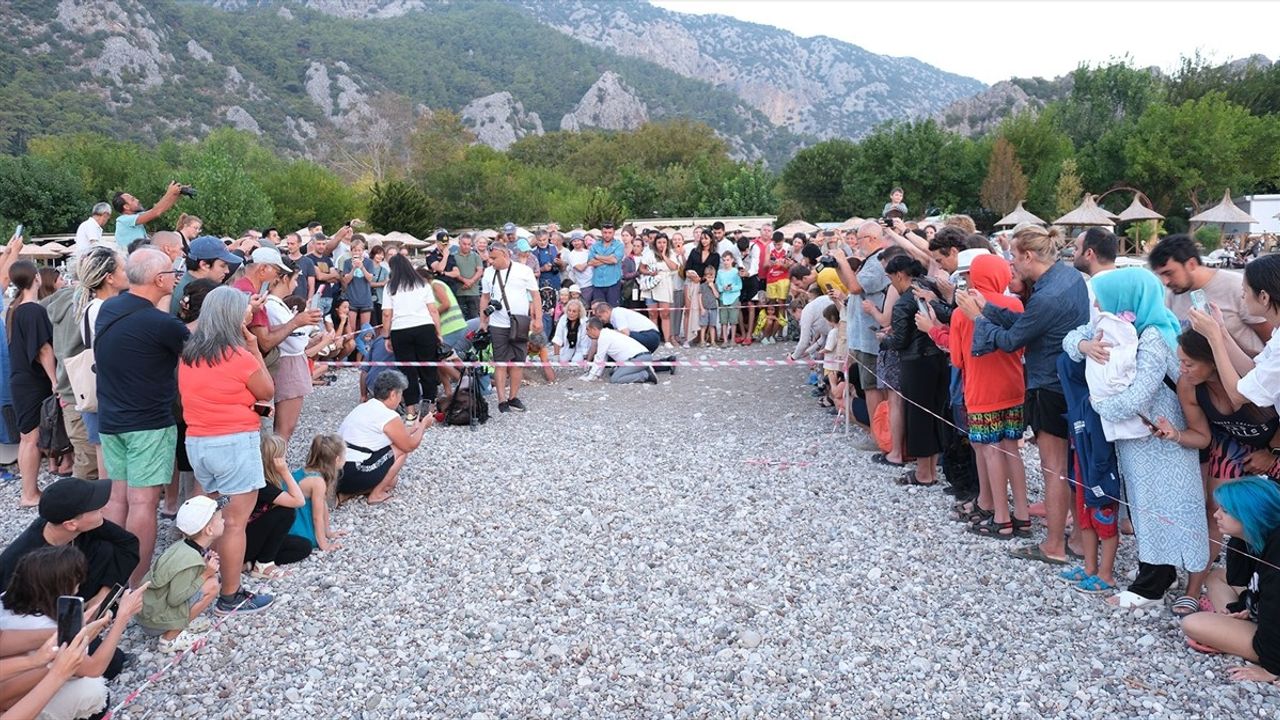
[139,496,224,653]
[699,266,719,346]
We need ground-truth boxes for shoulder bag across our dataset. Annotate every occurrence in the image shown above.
[495,266,532,344]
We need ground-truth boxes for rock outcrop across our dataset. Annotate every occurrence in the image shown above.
[559,72,648,132]
[934,81,1039,137]
[461,92,544,150]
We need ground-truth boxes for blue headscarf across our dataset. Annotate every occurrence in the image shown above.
[1091,267,1181,349]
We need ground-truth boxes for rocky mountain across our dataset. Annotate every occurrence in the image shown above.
[1,0,985,169]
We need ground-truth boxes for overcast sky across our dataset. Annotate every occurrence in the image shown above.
[651,1,1279,85]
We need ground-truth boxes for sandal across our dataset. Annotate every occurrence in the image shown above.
[1007,544,1068,566]
[895,470,936,486]
[1012,517,1033,538]
[1058,566,1088,584]
[1107,590,1161,610]
[1075,575,1117,595]
[967,516,1015,539]
[1170,595,1201,617]
[872,453,904,467]
[249,562,290,580]
[949,500,991,524]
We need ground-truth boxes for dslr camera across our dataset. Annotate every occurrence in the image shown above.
[179,184,197,198]
[814,255,836,273]
[483,298,503,316]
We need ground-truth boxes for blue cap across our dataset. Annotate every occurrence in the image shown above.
[502,222,517,234]
[189,235,242,266]
[514,238,532,252]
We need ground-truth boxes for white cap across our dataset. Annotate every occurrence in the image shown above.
[954,248,988,274]
[175,496,224,535]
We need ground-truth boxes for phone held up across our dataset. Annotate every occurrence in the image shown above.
[90,584,125,624]
[56,595,84,646]
[1189,288,1208,312]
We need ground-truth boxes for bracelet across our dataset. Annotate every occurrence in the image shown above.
[1176,429,1183,445]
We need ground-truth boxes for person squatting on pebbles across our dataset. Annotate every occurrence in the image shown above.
[5,197,1280,719]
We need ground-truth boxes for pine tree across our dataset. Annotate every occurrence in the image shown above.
[980,137,1029,216]
[1055,158,1084,217]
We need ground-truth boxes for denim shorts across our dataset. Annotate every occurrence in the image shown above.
[186,430,265,496]
[82,411,101,445]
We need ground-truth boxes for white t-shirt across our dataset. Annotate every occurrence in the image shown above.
[744,243,762,276]
[74,217,103,254]
[609,306,658,333]
[1166,270,1267,357]
[338,399,399,463]
[592,327,648,367]
[1239,331,1280,410]
[265,296,309,356]
[386,283,436,331]
[567,248,593,288]
[481,263,538,329]
[0,601,53,631]
[716,239,742,264]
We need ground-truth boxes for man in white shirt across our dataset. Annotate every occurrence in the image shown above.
[592,302,660,351]
[789,289,834,360]
[713,221,742,264]
[479,244,542,413]
[73,203,113,256]
[584,319,676,384]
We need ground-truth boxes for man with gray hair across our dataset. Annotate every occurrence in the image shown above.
[73,202,113,256]
[94,247,192,586]
[830,221,891,451]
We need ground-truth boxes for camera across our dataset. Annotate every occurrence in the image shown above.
[483,299,503,316]
[815,255,836,272]
[179,185,197,198]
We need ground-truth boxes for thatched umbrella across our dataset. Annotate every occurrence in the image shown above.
[18,244,61,262]
[39,242,71,255]
[1189,189,1258,225]
[1116,197,1165,254]
[1054,194,1115,227]
[995,202,1047,228]
[776,220,819,236]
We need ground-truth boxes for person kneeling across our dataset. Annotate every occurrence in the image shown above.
[583,319,675,384]
[1181,477,1280,683]
[337,371,430,504]
[139,496,224,654]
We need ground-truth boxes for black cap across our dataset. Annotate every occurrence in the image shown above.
[601,221,615,229]
[39,478,112,524]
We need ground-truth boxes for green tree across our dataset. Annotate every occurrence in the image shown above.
[409,110,475,177]
[177,149,275,235]
[368,179,436,236]
[0,155,88,234]
[778,139,858,221]
[840,121,984,218]
[979,137,1028,216]
[1052,61,1163,148]
[698,162,778,217]
[582,187,624,230]
[1125,93,1280,213]
[997,110,1074,213]
[1054,158,1084,217]
[260,159,365,232]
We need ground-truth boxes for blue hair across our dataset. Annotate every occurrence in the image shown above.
[1214,477,1280,551]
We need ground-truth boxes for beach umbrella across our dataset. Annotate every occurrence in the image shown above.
[776,220,819,236]
[1116,197,1164,223]
[39,242,71,255]
[18,244,60,260]
[1054,194,1115,227]
[994,202,1047,228]
[1189,189,1258,225]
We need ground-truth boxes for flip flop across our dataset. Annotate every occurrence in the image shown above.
[871,452,904,467]
[1007,544,1068,566]
[1170,595,1201,617]
[1074,575,1117,595]
[895,470,936,487]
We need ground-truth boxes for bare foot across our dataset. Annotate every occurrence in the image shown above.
[366,492,393,505]
[19,493,41,508]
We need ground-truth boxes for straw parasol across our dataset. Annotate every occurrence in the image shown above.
[1054,194,1115,227]
[39,242,71,255]
[837,217,865,231]
[994,201,1047,228]
[1116,196,1164,223]
[776,220,819,236]
[1189,189,1258,225]
[18,244,61,260]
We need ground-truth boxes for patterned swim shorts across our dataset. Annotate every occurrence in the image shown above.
[967,405,1025,445]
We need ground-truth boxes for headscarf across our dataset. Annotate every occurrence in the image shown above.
[1091,267,1181,349]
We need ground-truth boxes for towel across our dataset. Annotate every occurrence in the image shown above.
[1085,312,1149,441]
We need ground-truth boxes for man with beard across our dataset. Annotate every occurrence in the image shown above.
[111,182,185,247]
[1149,233,1271,356]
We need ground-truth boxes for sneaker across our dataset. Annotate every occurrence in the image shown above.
[507,397,527,412]
[497,401,510,413]
[214,588,274,616]
[681,342,691,349]
[158,630,203,654]
[663,342,674,349]
[645,368,659,384]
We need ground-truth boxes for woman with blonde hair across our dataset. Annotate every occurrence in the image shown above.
[956,225,1089,566]
[73,246,129,484]
[552,298,591,364]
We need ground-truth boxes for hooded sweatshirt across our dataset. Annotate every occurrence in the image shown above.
[949,255,1025,413]
[40,286,85,404]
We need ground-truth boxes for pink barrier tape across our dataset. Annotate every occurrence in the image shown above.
[324,357,813,369]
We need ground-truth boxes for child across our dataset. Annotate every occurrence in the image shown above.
[289,433,349,552]
[244,434,311,579]
[140,496,224,653]
[818,304,845,409]
[699,265,719,346]
[762,231,791,343]
[716,252,742,346]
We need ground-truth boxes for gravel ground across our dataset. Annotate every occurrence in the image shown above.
[2,342,1278,718]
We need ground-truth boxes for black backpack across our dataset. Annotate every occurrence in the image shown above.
[445,372,488,427]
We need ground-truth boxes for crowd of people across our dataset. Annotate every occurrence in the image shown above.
[2,180,1280,717]
[784,207,1280,685]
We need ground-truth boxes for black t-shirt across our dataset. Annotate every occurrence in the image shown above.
[94,293,191,434]
[293,255,317,300]
[8,302,53,396]
[248,483,283,525]
[425,249,459,292]
[0,519,140,600]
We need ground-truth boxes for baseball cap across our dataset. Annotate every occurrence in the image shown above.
[250,246,292,272]
[568,230,585,241]
[190,235,242,266]
[435,229,450,243]
[39,478,112,524]
[569,284,581,293]
[175,495,228,536]
[514,238,532,252]
[502,222,517,234]
[954,248,988,275]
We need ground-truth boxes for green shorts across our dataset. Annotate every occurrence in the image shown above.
[101,426,178,488]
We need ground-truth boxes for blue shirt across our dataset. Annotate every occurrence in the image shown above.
[716,268,742,306]
[113,214,146,248]
[971,261,1088,393]
[846,248,891,353]
[532,244,560,289]
[587,239,625,288]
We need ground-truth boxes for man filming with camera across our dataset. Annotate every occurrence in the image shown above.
[112,181,190,248]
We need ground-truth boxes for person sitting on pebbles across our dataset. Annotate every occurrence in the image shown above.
[1181,476,1280,683]
[336,370,431,504]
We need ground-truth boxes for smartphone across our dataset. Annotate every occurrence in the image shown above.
[90,584,125,624]
[1136,413,1158,430]
[916,298,929,315]
[13,224,23,239]
[56,596,84,646]
[252,401,274,418]
[259,281,271,296]
[1189,289,1208,312]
